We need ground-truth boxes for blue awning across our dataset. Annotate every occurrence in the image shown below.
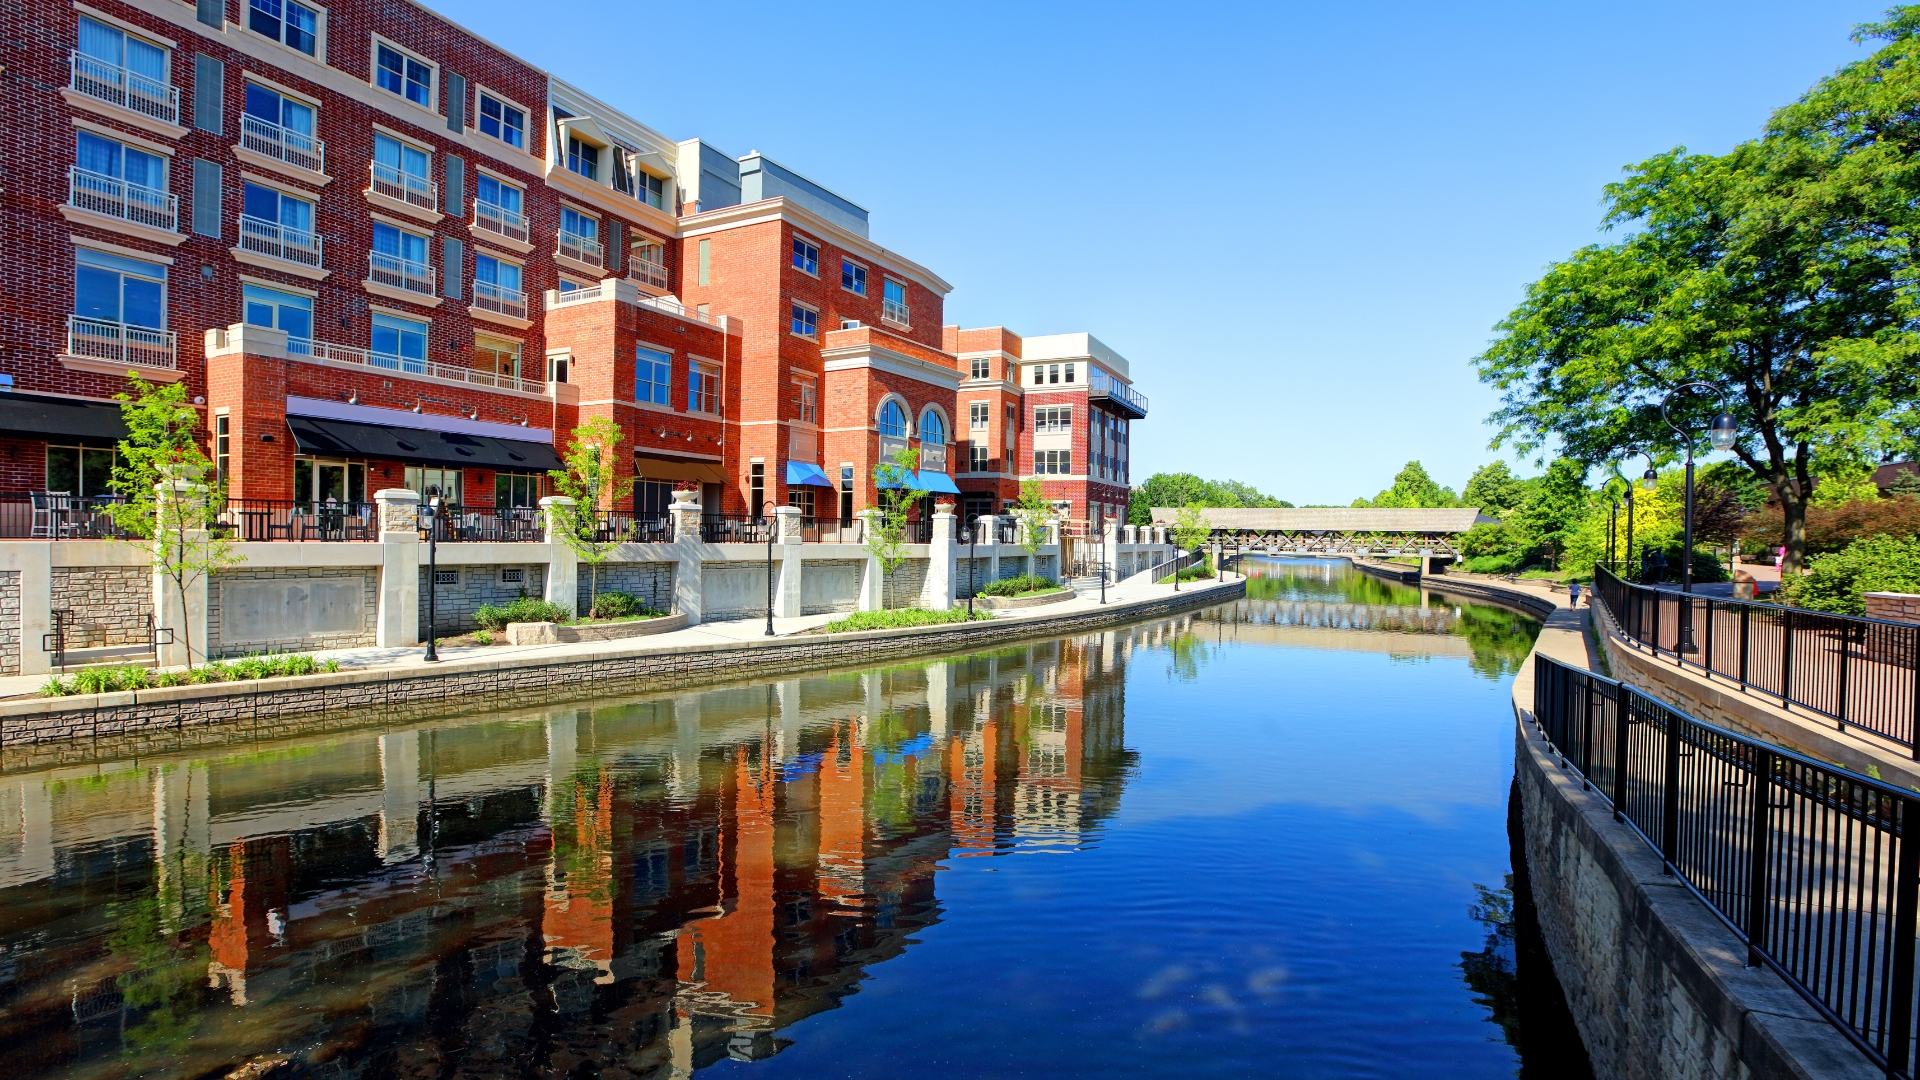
[785,461,836,488]
[918,470,962,495]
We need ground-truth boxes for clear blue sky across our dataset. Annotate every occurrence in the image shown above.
[431,0,1884,505]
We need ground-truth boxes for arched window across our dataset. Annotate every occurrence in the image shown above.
[878,399,908,438]
[919,409,946,445]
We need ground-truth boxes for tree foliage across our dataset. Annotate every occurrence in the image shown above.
[1354,460,1458,508]
[1127,472,1291,525]
[545,416,633,609]
[1780,534,1920,614]
[867,446,928,608]
[1461,461,1528,517]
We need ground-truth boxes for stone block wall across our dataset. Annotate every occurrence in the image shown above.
[801,560,862,615]
[957,557,992,599]
[1865,592,1920,625]
[0,571,19,675]
[209,568,379,657]
[702,562,771,621]
[886,557,927,609]
[51,566,151,646]
[419,564,548,637]
[577,562,674,615]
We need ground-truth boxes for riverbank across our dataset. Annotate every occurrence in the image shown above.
[0,574,1244,763]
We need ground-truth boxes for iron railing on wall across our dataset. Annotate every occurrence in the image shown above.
[1593,565,1920,753]
[1532,652,1920,1076]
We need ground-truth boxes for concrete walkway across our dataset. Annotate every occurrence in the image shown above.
[4,570,1221,700]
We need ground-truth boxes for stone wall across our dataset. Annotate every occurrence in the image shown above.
[0,571,19,676]
[210,568,379,657]
[996,555,1030,581]
[957,557,992,599]
[1865,592,1920,625]
[1033,553,1058,581]
[418,563,547,637]
[801,560,862,615]
[51,566,151,646]
[702,561,771,620]
[578,562,673,615]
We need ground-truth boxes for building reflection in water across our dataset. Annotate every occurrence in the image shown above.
[0,629,1152,1080]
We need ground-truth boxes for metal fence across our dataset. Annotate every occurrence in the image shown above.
[1593,566,1920,753]
[422,505,543,543]
[700,515,774,544]
[801,517,863,544]
[1532,652,1920,1076]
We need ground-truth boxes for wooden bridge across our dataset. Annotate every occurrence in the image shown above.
[1147,507,1494,559]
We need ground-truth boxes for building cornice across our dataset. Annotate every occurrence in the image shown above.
[677,198,953,297]
[822,346,963,389]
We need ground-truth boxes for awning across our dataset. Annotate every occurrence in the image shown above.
[286,415,563,472]
[786,462,836,488]
[918,470,962,495]
[635,453,725,486]
[0,391,129,446]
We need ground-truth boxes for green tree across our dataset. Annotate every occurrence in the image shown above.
[867,446,928,608]
[1127,472,1291,525]
[1461,461,1527,517]
[1510,458,1590,570]
[1891,469,1920,499]
[545,416,634,612]
[1171,502,1211,558]
[1010,477,1055,579]
[1356,460,1457,508]
[106,375,239,668]
[1781,533,1920,614]
[1475,11,1920,574]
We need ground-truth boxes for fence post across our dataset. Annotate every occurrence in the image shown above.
[1911,630,1920,760]
[1661,708,1682,875]
[1885,796,1920,1074]
[1613,679,1631,822]
[1581,672,1596,789]
[1836,621,1851,731]
[1781,608,1794,712]
[1738,603,1749,687]
[1652,593,1662,660]
[1745,746,1772,968]
[1703,597,1714,679]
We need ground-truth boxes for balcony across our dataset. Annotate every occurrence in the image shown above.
[545,280,731,330]
[881,299,910,326]
[237,214,323,269]
[68,51,178,127]
[473,279,527,320]
[367,251,435,297]
[630,258,668,290]
[1088,367,1149,419]
[474,200,528,244]
[239,113,325,174]
[557,230,604,270]
[368,161,437,214]
[66,315,177,370]
[68,167,175,233]
[290,337,546,395]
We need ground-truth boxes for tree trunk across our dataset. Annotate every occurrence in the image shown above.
[1780,495,1808,576]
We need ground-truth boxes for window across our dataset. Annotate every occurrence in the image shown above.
[1064,362,1076,384]
[969,357,990,380]
[560,206,597,245]
[1036,450,1073,475]
[566,136,599,181]
[476,92,524,149]
[969,444,989,472]
[475,174,524,229]
[475,334,519,378]
[1007,403,1017,422]
[920,411,947,446]
[371,312,427,372]
[76,18,170,115]
[75,247,165,329]
[473,253,522,312]
[294,458,367,506]
[639,172,665,210]
[970,402,989,430]
[637,345,671,405]
[750,462,765,517]
[501,567,524,583]
[240,181,316,260]
[375,42,432,108]
[495,472,542,509]
[242,283,312,349]
[841,259,866,295]
[790,303,817,338]
[840,318,861,330]
[792,236,819,275]
[840,466,854,521]
[406,466,461,504]
[434,568,459,584]
[688,358,720,415]
[792,377,817,424]
[1031,365,1044,387]
[548,353,569,382]
[248,0,318,55]
[371,221,431,292]
[215,415,230,482]
[882,279,908,325]
[372,132,432,209]
[877,399,908,438]
[788,487,816,518]
[242,83,318,168]
[75,129,165,195]
[1035,406,1072,434]
[46,445,116,497]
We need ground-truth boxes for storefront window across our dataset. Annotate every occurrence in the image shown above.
[404,466,462,505]
[46,446,115,496]
[494,472,542,509]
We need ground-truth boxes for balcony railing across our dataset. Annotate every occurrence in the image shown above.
[546,284,730,329]
[69,52,178,126]
[237,214,323,268]
[630,259,668,289]
[68,167,175,232]
[473,200,528,244]
[420,504,543,543]
[368,161,437,212]
[1087,367,1149,419]
[700,515,774,544]
[290,337,545,395]
[472,279,527,320]
[368,251,435,296]
[239,113,325,173]
[557,230,604,268]
[220,500,378,541]
[66,315,177,369]
[881,299,910,326]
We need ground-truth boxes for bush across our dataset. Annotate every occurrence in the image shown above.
[1636,544,1730,584]
[1464,551,1527,575]
[475,596,570,630]
[587,590,659,620]
[977,574,1061,598]
[822,608,992,633]
[1157,565,1215,584]
[1781,534,1920,615]
[34,653,333,696]
[1750,498,1920,557]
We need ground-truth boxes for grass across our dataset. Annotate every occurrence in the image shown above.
[39,653,340,696]
[820,607,993,633]
[977,574,1065,598]
[1157,565,1217,584]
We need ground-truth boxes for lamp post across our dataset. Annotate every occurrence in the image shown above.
[761,499,775,637]
[1660,382,1739,651]
[424,494,441,662]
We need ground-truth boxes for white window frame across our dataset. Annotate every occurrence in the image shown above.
[245,0,327,61]
[369,34,437,114]
[687,356,722,416]
[969,444,989,472]
[1035,406,1072,435]
[790,301,818,339]
[969,401,989,430]
[636,342,673,407]
[472,85,529,151]
[840,257,867,296]
[881,277,909,326]
[969,357,990,380]
[792,375,817,424]
[791,234,820,277]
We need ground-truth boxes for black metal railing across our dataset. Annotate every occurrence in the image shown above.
[997,520,1021,545]
[801,517,863,544]
[1594,565,1920,753]
[219,499,379,541]
[1532,652,1920,1076]
[0,492,134,539]
[1142,547,1205,583]
[421,504,544,543]
[579,511,670,544]
[700,514,774,544]
[911,519,934,544]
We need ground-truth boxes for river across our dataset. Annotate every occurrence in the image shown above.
[0,557,1589,1078]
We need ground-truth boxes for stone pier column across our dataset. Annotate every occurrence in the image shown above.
[374,489,420,648]
[927,511,956,611]
[776,678,802,763]
[19,543,52,676]
[540,496,578,617]
[670,488,704,625]
[975,514,1000,594]
[774,505,803,618]
[856,510,884,612]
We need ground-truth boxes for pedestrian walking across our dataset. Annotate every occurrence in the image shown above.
[1568,581,1582,607]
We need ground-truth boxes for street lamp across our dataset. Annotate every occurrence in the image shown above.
[760,499,775,637]
[424,494,441,662]
[1661,381,1737,651]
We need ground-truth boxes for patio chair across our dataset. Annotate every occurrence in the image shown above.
[30,492,59,539]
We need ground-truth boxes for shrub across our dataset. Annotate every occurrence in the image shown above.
[1781,534,1920,615]
[1636,544,1730,584]
[1157,565,1216,584]
[1465,551,1526,575]
[475,596,570,631]
[588,590,658,620]
[822,608,992,633]
[1750,498,1920,556]
[474,629,493,646]
[978,574,1060,598]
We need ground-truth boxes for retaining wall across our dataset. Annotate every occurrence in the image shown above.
[51,565,150,646]
[209,567,381,657]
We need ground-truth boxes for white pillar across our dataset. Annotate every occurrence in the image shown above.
[927,511,955,611]
[378,731,420,863]
[974,514,999,593]
[1103,517,1121,586]
[670,695,701,800]
[374,488,420,648]
[856,510,884,611]
[540,496,579,617]
[774,505,803,619]
[19,544,51,676]
[671,490,704,624]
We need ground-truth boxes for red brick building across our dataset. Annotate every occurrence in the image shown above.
[0,0,1146,531]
